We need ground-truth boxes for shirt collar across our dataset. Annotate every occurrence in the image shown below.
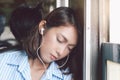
[7,50,29,72]
[45,62,63,79]
[6,51,64,79]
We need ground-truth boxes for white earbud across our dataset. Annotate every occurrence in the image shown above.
[41,28,45,35]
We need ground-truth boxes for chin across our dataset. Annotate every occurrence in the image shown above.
[44,59,52,64]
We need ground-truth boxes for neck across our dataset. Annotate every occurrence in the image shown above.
[29,58,49,70]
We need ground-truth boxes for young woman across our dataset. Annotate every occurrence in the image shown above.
[0,6,82,80]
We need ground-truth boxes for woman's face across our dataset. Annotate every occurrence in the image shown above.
[40,25,78,64]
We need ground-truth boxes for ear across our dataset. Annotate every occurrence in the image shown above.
[39,20,46,29]
[38,20,46,35]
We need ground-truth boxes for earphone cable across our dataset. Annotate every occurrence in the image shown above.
[58,55,69,68]
[36,36,46,70]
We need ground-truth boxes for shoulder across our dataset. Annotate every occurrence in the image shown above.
[0,50,26,58]
[0,50,30,80]
[0,50,27,65]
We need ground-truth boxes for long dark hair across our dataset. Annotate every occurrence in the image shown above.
[9,3,43,44]
[23,7,83,80]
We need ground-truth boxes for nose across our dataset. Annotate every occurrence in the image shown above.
[56,45,66,57]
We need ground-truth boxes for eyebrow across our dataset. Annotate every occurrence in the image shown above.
[60,34,76,46]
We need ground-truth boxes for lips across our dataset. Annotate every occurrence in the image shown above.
[50,54,57,60]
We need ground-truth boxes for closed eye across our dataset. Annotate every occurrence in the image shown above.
[57,34,66,43]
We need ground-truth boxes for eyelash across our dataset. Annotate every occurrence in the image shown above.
[57,36,63,43]
[57,36,72,52]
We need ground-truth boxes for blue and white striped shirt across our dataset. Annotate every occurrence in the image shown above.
[0,50,72,80]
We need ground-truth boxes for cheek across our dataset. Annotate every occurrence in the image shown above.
[41,34,57,52]
[44,34,56,46]
[60,52,69,59]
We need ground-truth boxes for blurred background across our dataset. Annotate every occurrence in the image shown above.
[0,0,56,25]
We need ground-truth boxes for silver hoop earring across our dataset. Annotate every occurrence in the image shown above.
[58,55,69,68]
[36,36,46,70]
